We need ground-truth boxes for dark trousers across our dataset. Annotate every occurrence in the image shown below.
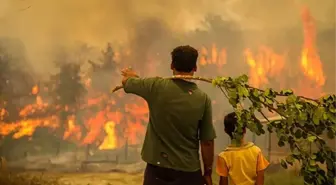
[143,163,204,185]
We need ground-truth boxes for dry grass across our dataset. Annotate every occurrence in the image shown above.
[0,172,61,185]
[0,170,303,185]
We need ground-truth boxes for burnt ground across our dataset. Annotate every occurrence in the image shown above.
[5,168,303,185]
[20,172,144,185]
[1,152,303,185]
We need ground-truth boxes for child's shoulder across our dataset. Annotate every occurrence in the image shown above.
[222,142,262,153]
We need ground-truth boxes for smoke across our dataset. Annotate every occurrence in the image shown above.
[0,0,334,73]
[223,0,335,29]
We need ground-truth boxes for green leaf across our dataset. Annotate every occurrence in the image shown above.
[307,135,317,142]
[313,107,325,125]
[252,89,259,97]
[266,98,273,105]
[237,85,249,97]
[286,95,297,104]
[280,159,288,169]
[302,131,308,139]
[292,147,300,156]
[278,140,285,147]
[327,129,335,139]
[211,79,218,86]
[279,89,293,96]
[264,88,271,97]
[308,165,317,172]
[229,98,238,107]
[329,105,336,113]
[309,159,316,166]
[238,74,248,83]
[259,96,265,102]
[294,129,302,139]
[327,112,336,124]
[286,155,295,165]
[228,90,238,99]
[267,124,273,133]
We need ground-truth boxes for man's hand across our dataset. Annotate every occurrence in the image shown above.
[203,174,213,185]
[121,67,139,78]
[121,67,139,85]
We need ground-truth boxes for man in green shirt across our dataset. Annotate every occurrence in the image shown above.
[121,45,216,185]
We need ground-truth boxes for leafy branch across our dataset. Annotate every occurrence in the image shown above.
[113,74,335,185]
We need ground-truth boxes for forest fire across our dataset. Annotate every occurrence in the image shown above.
[242,7,325,98]
[0,7,330,152]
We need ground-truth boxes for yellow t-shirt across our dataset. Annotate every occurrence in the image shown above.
[216,142,270,185]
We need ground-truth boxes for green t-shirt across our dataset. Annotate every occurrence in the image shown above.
[124,77,216,172]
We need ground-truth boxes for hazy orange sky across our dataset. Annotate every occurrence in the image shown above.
[0,0,334,72]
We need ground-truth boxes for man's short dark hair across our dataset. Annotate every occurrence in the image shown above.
[171,45,198,72]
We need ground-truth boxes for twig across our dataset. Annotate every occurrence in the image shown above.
[218,86,229,100]
[111,75,213,93]
[245,84,319,103]
[111,75,321,105]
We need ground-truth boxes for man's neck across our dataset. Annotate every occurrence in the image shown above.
[173,71,194,76]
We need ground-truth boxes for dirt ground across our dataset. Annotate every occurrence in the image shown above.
[21,172,143,185]
[10,168,303,185]
[60,173,143,185]
[18,172,144,185]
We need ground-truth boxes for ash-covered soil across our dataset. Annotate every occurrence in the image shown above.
[0,171,144,185]
[32,172,143,185]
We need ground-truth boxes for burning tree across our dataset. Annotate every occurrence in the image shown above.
[0,47,34,122]
[88,43,118,92]
[53,63,86,155]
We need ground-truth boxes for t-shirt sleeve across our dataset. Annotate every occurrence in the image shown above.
[257,151,270,171]
[216,154,228,177]
[123,77,158,101]
[199,95,216,141]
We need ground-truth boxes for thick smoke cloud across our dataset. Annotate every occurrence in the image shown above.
[0,0,334,73]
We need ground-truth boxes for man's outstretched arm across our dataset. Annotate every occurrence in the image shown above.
[121,68,158,101]
[199,95,216,185]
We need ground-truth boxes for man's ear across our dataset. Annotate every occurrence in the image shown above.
[193,67,197,72]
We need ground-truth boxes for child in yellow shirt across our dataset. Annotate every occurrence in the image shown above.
[216,112,270,185]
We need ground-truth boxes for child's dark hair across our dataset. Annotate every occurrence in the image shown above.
[224,112,246,139]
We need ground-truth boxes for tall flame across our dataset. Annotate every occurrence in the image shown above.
[300,6,325,87]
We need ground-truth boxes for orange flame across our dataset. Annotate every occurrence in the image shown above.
[244,47,285,88]
[300,6,325,87]
[199,44,227,67]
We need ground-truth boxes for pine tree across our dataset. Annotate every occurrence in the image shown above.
[89,43,118,92]
[53,62,86,155]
